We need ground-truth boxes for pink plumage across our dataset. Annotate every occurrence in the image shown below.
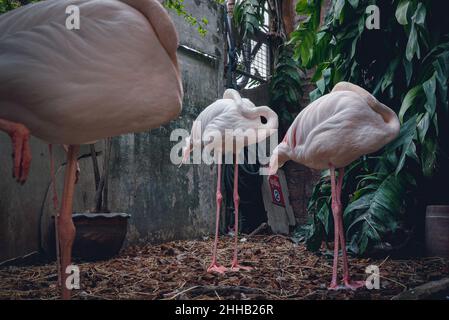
[270,82,399,172]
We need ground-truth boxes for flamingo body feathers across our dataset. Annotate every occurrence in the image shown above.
[0,0,182,144]
[271,82,400,171]
[182,89,278,161]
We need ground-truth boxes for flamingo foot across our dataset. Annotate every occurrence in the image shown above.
[328,281,339,290]
[229,261,253,272]
[9,123,31,184]
[343,279,365,290]
[328,280,365,291]
[207,263,227,274]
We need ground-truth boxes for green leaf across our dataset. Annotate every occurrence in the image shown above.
[347,0,358,9]
[381,58,399,92]
[334,0,345,22]
[317,201,330,234]
[309,88,322,102]
[411,3,426,26]
[316,78,326,94]
[395,0,410,25]
[417,112,430,143]
[403,58,413,86]
[433,54,449,113]
[344,172,408,254]
[387,115,417,152]
[406,24,418,61]
[422,72,437,117]
[399,85,422,122]
[405,140,420,164]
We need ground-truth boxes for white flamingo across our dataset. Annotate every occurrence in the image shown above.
[182,89,278,273]
[269,82,400,289]
[0,0,182,298]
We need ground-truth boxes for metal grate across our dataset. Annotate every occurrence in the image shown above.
[250,40,269,80]
[224,1,273,90]
[234,36,271,89]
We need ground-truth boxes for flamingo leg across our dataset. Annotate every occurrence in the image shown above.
[336,168,364,289]
[207,163,227,274]
[0,119,31,184]
[329,166,364,290]
[230,162,252,272]
[58,145,79,300]
[63,144,80,183]
[329,166,340,289]
[49,144,62,287]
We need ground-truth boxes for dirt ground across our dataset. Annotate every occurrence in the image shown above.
[1,235,448,300]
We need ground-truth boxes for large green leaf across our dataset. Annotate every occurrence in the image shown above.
[344,172,408,253]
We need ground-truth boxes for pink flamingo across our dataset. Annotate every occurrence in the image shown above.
[0,0,182,299]
[269,82,400,289]
[182,89,278,273]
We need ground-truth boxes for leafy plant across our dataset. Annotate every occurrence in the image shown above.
[292,0,449,255]
[270,44,303,126]
[233,0,268,40]
[164,0,225,37]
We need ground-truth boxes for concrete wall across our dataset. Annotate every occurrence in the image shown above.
[0,0,225,262]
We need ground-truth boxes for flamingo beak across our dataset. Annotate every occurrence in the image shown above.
[179,143,191,167]
[268,153,279,176]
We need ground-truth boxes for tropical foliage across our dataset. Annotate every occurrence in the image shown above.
[233,0,268,39]
[270,44,303,126]
[292,0,449,255]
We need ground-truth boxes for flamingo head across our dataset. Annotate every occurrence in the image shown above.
[223,89,279,143]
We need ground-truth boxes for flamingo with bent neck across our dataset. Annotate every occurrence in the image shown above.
[182,89,278,273]
[269,82,400,289]
[0,0,182,299]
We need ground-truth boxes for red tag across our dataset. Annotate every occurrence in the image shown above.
[269,175,285,207]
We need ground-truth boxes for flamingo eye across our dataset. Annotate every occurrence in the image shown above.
[260,116,267,124]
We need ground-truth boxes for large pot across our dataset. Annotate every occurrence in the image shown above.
[50,212,130,261]
[425,205,449,258]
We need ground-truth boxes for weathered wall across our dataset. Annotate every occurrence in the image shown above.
[0,0,225,261]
